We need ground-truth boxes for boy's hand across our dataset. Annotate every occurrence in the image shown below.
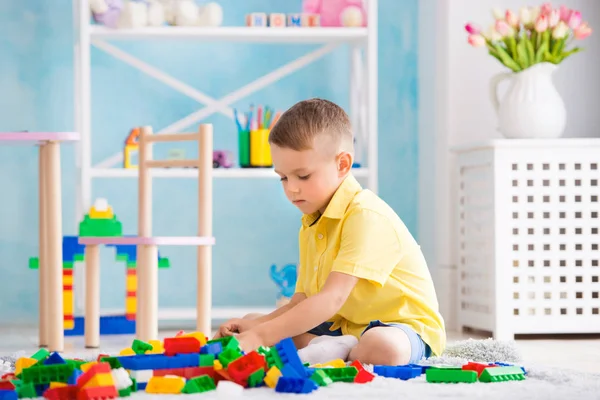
[235,330,264,353]
[213,318,257,339]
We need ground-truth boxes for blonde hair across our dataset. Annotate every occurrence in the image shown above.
[268,98,354,155]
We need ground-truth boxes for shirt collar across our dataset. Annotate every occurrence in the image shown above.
[301,174,363,227]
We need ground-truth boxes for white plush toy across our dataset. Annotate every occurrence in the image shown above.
[117,1,148,28]
[197,2,223,27]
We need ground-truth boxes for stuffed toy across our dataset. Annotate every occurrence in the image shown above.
[301,0,367,27]
[90,0,123,28]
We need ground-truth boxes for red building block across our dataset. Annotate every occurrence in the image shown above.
[350,360,375,384]
[163,337,201,356]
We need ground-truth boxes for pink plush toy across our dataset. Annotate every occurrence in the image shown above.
[302,0,367,27]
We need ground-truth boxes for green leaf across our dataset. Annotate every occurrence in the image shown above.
[526,37,535,65]
[494,44,521,72]
[516,35,529,69]
[488,49,503,64]
[552,37,566,57]
[535,41,548,63]
[559,46,583,62]
[505,36,518,60]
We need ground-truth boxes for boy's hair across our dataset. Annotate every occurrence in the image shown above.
[268,98,354,155]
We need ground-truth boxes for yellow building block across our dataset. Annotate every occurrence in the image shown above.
[313,359,345,368]
[126,275,137,292]
[119,348,136,356]
[264,366,281,388]
[89,206,114,219]
[64,318,74,330]
[125,297,136,315]
[145,340,164,354]
[63,274,73,286]
[15,357,37,375]
[83,372,115,389]
[213,360,223,370]
[124,144,138,169]
[180,331,207,346]
[80,361,98,373]
[145,376,185,394]
[63,290,73,315]
[49,382,67,389]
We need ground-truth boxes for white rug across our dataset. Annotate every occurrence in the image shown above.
[3,339,600,399]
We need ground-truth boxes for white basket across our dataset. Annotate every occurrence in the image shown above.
[454,139,600,340]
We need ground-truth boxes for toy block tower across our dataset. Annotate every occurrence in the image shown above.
[79,198,123,237]
[123,128,140,169]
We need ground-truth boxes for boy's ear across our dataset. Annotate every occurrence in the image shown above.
[337,151,353,176]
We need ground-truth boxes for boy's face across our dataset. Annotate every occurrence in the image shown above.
[271,139,351,215]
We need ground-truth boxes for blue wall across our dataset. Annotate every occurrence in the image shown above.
[0,0,418,324]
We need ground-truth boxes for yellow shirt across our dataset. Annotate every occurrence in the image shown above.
[295,174,446,356]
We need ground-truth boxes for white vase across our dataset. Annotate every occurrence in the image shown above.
[490,62,566,139]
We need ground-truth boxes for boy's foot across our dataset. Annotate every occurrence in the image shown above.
[298,335,358,365]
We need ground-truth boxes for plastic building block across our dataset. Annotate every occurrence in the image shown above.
[182,375,216,394]
[373,364,422,380]
[30,349,50,363]
[78,214,123,237]
[14,358,37,376]
[218,348,243,368]
[77,385,118,400]
[273,338,305,377]
[20,364,75,385]
[479,366,525,382]
[319,366,358,383]
[309,370,333,387]
[199,354,214,367]
[227,351,267,387]
[0,383,14,391]
[0,390,17,400]
[313,358,345,368]
[275,377,318,394]
[88,198,114,219]
[131,340,153,355]
[264,366,282,388]
[206,335,240,352]
[351,360,375,384]
[426,367,477,383]
[76,363,112,388]
[145,376,185,394]
[493,362,527,375]
[115,353,200,371]
[246,12,267,27]
[178,332,207,347]
[164,337,201,356]
[15,383,36,399]
[462,361,496,377]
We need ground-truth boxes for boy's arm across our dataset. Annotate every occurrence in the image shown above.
[253,272,358,346]
[253,292,307,324]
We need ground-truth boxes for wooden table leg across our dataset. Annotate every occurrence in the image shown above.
[139,245,158,341]
[135,244,145,340]
[45,141,64,352]
[38,144,48,348]
[84,244,100,348]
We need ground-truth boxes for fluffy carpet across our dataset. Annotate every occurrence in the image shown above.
[2,339,599,399]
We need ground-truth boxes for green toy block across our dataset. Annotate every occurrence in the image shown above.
[218,348,243,368]
[98,356,123,370]
[16,382,36,399]
[310,370,333,387]
[199,354,215,367]
[207,336,241,352]
[63,262,74,269]
[158,257,170,268]
[78,214,123,237]
[65,359,87,369]
[182,375,216,394]
[247,368,265,388]
[479,366,525,382]
[426,368,477,383]
[264,348,284,370]
[30,349,50,363]
[132,339,153,355]
[74,253,85,262]
[320,366,358,383]
[21,364,75,385]
[28,257,39,269]
[118,387,132,397]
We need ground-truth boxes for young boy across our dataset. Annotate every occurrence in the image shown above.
[214,98,446,366]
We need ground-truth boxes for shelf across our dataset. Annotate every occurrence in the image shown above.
[89,25,368,43]
[79,236,215,246]
[90,167,370,179]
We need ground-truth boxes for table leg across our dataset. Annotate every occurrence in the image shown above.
[45,141,64,352]
[135,244,145,340]
[139,245,158,341]
[38,144,48,348]
[197,244,211,335]
[84,244,100,348]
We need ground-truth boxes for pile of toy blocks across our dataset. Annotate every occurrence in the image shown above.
[0,333,527,399]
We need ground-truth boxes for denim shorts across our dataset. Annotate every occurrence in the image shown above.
[307,320,432,364]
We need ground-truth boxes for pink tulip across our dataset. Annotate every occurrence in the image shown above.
[540,2,553,16]
[552,21,569,39]
[465,22,480,35]
[535,14,549,32]
[568,11,582,30]
[548,9,560,28]
[495,19,514,37]
[505,9,519,28]
[559,5,572,22]
[467,34,486,47]
[574,22,592,39]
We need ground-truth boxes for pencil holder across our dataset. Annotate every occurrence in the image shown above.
[250,128,272,167]
[238,129,250,167]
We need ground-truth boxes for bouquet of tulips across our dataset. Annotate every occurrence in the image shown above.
[465,3,592,72]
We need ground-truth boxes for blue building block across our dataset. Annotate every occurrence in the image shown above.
[64,315,136,336]
[68,369,83,385]
[43,352,66,365]
[274,338,305,377]
[63,236,85,263]
[275,377,317,394]
[200,342,222,356]
[373,365,423,380]
[494,362,527,375]
[116,353,200,371]
[0,390,17,400]
[280,363,302,378]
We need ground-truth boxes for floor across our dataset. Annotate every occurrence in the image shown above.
[1,325,599,373]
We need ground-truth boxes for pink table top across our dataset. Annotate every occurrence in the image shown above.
[0,132,80,144]
[79,236,215,246]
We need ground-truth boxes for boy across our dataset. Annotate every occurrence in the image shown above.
[214,98,446,366]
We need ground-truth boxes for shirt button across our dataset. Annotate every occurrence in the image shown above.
[317,233,324,239]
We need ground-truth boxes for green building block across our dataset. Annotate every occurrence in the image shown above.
[30,349,50,363]
[16,382,36,399]
[207,336,241,352]
[132,339,153,355]
[182,375,216,394]
[199,354,215,367]
[319,366,358,383]
[310,370,333,387]
[78,214,123,237]
[98,356,123,370]
[247,368,265,388]
[264,348,284,370]
[21,364,75,385]
[118,387,132,397]
[479,366,525,382]
[28,257,39,270]
[218,348,243,368]
[158,257,170,268]
[65,359,87,370]
[426,368,477,383]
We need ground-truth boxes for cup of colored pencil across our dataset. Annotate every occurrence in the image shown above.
[234,105,281,168]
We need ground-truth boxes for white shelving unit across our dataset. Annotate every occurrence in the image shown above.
[73,0,378,322]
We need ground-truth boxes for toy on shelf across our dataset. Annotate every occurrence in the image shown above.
[28,198,171,337]
[270,264,297,308]
[166,148,233,168]
[123,128,139,169]
[245,12,320,27]
[234,104,280,168]
[302,0,367,27]
[90,0,223,29]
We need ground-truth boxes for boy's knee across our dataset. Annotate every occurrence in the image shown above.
[348,328,411,366]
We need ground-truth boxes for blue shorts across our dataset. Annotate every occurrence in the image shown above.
[307,320,432,364]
